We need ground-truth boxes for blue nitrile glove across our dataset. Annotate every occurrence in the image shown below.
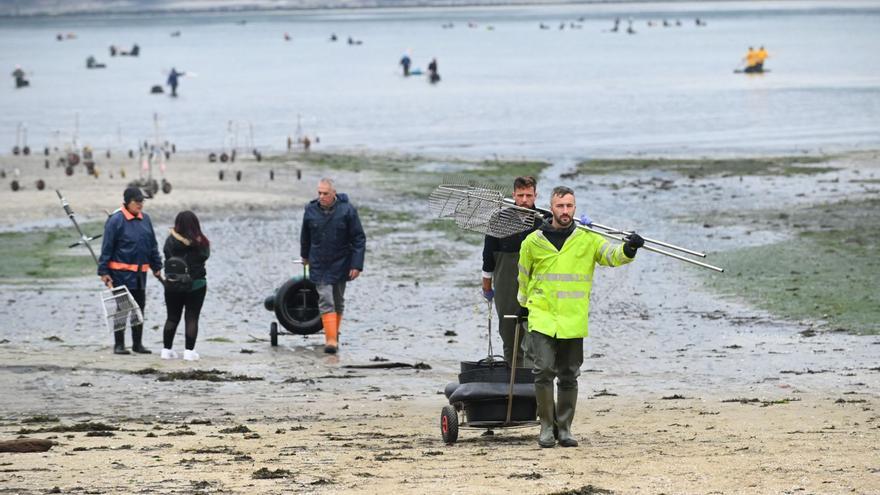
[578,214,592,226]
[482,289,494,302]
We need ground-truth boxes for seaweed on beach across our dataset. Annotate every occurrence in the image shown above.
[17,422,118,434]
[342,362,431,370]
[546,485,614,495]
[704,198,880,335]
[183,446,244,455]
[0,222,102,279]
[85,430,115,437]
[568,156,835,179]
[252,467,294,479]
[131,368,263,382]
[21,415,59,423]
[218,425,251,434]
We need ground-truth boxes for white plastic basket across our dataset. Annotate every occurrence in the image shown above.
[100,286,144,333]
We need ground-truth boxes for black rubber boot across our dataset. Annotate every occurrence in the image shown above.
[131,327,152,354]
[556,388,579,447]
[113,331,130,355]
[535,383,556,448]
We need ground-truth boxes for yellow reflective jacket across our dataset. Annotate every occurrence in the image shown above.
[517,227,633,339]
[756,48,769,63]
[745,49,759,67]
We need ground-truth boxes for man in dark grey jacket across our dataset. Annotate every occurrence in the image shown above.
[301,178,366,354]
[480,176,544,366]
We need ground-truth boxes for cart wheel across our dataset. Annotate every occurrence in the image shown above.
[270,322,279,347]
[441,405,458,444]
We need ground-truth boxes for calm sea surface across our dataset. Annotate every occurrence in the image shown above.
[1,1,879,159]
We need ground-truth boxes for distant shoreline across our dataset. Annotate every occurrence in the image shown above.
[1,0,582,19]
[2,0,876,20]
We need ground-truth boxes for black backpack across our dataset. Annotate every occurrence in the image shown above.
[164,255,192,292]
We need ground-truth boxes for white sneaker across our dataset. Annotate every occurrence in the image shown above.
[160,348,178,360]
[183,349,200,361]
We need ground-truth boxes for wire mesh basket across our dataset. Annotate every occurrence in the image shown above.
[428,180,541,238]
[100,286,143,333]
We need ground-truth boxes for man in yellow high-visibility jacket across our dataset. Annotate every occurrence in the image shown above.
[517,186,643,448]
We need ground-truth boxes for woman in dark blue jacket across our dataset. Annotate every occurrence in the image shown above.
[97,187,163,355]
[300,178,366,354]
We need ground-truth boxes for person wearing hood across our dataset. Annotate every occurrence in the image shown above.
[517,186,643,448]
[300,178,366,354]
[98,187,164,355]
[160,211,210,361]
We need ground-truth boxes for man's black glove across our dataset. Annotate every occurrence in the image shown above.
[623,232,645,258]
[516,305,529,322]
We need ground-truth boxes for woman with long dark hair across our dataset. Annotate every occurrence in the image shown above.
[161,211,210,361]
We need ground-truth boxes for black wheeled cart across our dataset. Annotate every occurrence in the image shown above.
[263,261,323,346]
[440,312,538,444]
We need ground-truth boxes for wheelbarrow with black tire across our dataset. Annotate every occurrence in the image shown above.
[263,261,323,346]
[440,312,538,444]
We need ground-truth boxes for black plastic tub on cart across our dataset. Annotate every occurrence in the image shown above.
[440,357,537,444]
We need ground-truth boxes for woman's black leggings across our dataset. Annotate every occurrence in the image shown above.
[163,286,207,350]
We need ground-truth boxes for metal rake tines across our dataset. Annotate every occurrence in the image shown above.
[429,182,540,237]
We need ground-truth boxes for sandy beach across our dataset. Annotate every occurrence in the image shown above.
[0,148,878,494]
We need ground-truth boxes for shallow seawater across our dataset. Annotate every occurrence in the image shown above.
[1,1,879,159]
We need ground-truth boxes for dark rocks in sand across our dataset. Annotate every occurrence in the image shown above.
[0,438,56,453]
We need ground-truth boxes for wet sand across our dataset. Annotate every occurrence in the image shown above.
[0,150,878,494]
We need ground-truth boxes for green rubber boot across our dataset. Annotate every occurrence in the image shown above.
[556,388,579,447]
[535,383,556,448]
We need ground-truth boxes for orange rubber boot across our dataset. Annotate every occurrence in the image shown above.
[321,312,339,354]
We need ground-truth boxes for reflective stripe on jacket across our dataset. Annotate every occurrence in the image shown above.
[517,227,633,339]
[97,206,163,290]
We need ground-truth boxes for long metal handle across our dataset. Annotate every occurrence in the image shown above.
[504,198,707,258]
[509,199,723,272]
[57,189,100,266]
[578,223,724,272]
[589,221,707,258]
[504,315,519,425]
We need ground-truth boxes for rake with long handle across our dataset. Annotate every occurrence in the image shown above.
[429,182,723,272]
[522,202,724,272]
[503,198,707,258]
